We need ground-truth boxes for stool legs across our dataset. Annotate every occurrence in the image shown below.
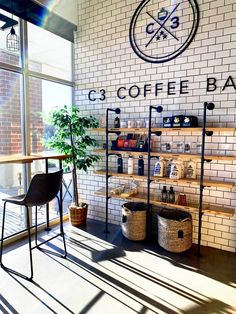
[0,198,67,280]
[0,201,7,266]
[57,196,67,258]
[0,202,33,280]
[26,205,33,280]
[35,206,38,247]
[34,199,67,258]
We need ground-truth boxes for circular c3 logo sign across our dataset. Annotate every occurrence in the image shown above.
[129,0,199,63]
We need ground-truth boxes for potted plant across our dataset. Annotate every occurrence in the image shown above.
[47,105,99,226]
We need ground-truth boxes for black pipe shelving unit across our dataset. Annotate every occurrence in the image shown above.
[102,102,215,255]
[146,102,215,256]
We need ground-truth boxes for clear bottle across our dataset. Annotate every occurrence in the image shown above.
[114,116,120,128]
[161,186,168,202]
[138,156,144,176]
[117,155,123,173]
[128,156,134,174]
[168,186,175,203]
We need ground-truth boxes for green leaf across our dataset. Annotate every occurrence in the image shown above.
[45,104,100,204]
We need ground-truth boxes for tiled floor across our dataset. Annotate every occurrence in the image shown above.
[0,219,236,314]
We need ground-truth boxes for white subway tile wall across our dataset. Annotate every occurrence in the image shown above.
[75,0,236,252]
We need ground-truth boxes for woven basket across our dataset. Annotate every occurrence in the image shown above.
[121,202,147,241]
[158,208,192,253]
[68,204,88,227]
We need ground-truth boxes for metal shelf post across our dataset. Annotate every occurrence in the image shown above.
[197,102,215,256]
[147,105,163,237]
[105,108,121,233]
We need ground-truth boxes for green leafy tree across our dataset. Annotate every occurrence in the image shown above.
[47,105,99,206]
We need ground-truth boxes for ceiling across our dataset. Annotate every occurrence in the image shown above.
[0,0,77,42]
[33,0,77,25]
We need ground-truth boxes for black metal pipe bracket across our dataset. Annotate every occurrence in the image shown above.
[153,131,162,136]
[205,131,213,136]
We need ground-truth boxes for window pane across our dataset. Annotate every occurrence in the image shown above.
[29,78,72,154]
[0,9,20,66]
[0,69,22,154]
[29,77,72,223]
[28,23,72,81]
[0,70,25,237]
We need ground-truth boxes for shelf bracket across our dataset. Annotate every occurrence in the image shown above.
[205,131,213,136]
[108,131,121,136]
[152,131,162,136]
[204,159,212,163]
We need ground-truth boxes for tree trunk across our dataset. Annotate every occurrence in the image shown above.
[69,119,79,206]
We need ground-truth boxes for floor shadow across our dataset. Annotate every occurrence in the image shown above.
[45,239,236,314]
[6,272,75,314]
[73,219,236,286]
[79,291,104,314]
[2,221,236,314]
[68,235,126,262]
[0,294,20,314]
[182,298,235,313]
[44,246,180,314]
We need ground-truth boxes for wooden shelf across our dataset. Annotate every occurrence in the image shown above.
[151,176,235,189]
[95,149,148,157]
[150,152,236,161]
[94,169,235,189]
[94,191,234,217]
[152,127,236,133]
[92,127,236,133]
[95,170,146,181]
[94,149,236,161]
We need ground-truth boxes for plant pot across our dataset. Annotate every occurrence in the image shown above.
[68,203,88,226]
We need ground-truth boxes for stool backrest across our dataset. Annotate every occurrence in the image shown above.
[24,170,63,207]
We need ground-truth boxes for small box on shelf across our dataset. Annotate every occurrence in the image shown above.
[172,115,184,127]
[111,133,149,152]
[182,116,198,127]
[163,116,172,128]
[163,115,199,128]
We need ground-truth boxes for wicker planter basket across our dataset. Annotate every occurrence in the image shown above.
[158,208,192,253]
[121,202,148,241]
[68,203,88,227]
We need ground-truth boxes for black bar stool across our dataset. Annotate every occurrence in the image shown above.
[62,171,72,202]
[0,169,67,281]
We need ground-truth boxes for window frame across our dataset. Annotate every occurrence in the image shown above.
[0,15,74,243]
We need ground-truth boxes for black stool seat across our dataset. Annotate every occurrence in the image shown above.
[0,170,67,280]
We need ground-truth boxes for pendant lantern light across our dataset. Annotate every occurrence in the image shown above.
[7,26,19,52]
[6,1,19,52]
